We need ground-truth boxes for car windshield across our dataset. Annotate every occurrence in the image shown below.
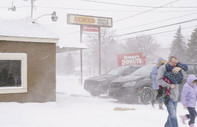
[107,66,129,75]
[130,64,155,76]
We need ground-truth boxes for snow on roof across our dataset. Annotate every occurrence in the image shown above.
[0,13,86,50]
[57,41,87,53]
[0,17,59,43]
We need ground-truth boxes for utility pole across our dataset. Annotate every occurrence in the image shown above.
[80,25,83,84]
[67,14,112,79]
[98,27,101,75]
[31,0,34,18]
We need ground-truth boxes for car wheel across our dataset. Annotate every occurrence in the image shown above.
[138,87,154,105]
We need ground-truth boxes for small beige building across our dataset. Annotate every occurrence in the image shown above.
[0,18,58,102]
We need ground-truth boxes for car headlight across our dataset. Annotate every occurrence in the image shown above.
[122,81,136,87]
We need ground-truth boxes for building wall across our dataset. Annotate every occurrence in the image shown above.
[0,40,56,102]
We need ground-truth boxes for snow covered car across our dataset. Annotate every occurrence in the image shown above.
[108,64,197,104]
[84,66,141,96]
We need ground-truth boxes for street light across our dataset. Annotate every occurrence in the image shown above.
[8,6,16,12]
[8,1,16,12]
[32,11,58,23]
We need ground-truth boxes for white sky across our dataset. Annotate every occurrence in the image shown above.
[0,0,197,48]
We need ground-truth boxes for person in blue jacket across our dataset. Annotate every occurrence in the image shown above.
[150,57,167,109]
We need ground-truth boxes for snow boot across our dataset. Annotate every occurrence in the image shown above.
[159,105,164,110]
[189,124,194,127]
[151,100,155,108]
[180,115,188,124]
[158,98,164,110]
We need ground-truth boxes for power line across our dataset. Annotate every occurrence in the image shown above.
[81,0,166,8]
[35,6,149,13]
[115,18,197,37]
[81,0,197,9]
[118,25,197,41]
[115,0,181,23]
[0,6,29,9]
[66,12,197,35]
[35,6,197,13]
[118,11,197,31]
[1,5,197,13]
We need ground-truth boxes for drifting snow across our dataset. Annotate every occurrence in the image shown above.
[0,76,190,127]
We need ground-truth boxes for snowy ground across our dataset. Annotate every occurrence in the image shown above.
[0,76,191,127]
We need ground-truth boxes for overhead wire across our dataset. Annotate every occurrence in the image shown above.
[81,0,197,8]
[114,0,181,23]
[3,5,196,13]
[118,11,197,31]
[81,0,167,8]
[115,18,197,37]
[0,6,29,8]
[66,12,197,36]
[1,3,197,13]
[2,0,195,38]
[117,25,197,41]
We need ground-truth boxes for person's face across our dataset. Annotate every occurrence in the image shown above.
[191,81,197,87]
[168,58,178,67]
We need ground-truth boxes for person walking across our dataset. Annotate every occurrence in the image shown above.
[157,56,187,127]
[150,57,166,109]
[180,74,197,127]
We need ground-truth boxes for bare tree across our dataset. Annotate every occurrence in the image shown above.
[124,35,160,63]
[84,28,125,75]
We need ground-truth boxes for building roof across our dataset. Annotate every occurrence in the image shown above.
[0,17,87,52]
[0,18,59,43]
[56,42,87,53]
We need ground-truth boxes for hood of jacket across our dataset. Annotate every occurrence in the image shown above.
[187,74,197,86]
[156,57,163,64]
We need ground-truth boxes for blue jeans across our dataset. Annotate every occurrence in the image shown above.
[163,97,178,127]
[186,107,197,125]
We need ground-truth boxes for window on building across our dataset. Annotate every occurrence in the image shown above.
[0,53,27,94]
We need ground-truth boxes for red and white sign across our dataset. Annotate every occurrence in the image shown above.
[117,53,146,66]
[82,26,99,32]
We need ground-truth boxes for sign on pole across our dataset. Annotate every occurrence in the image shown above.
[82,26,99,32]
[67,13,113,78]
[67,14,113,27]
